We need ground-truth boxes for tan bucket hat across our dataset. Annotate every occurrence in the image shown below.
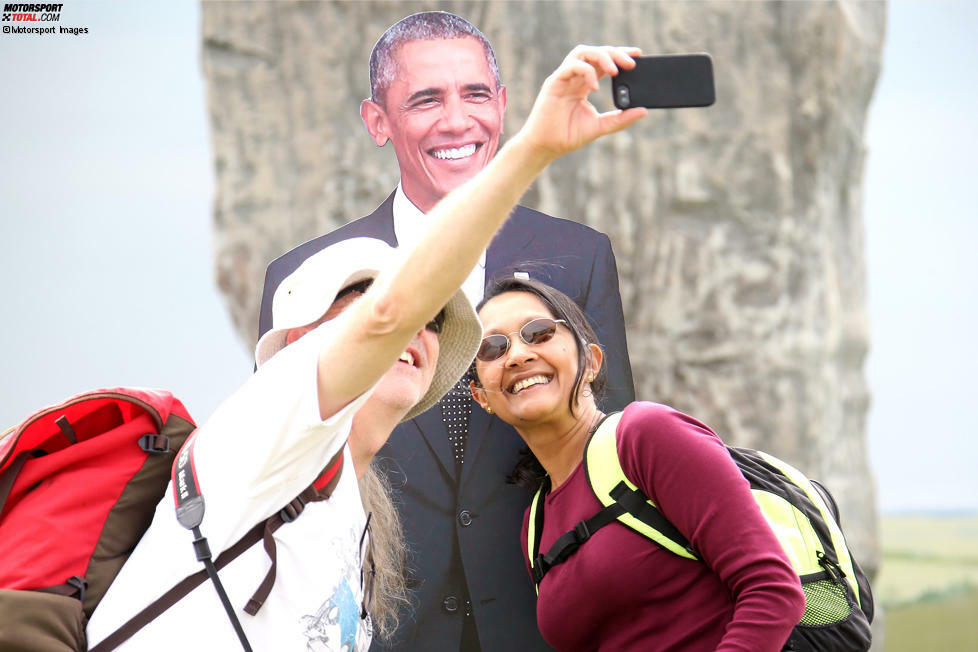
[255,237,481,421]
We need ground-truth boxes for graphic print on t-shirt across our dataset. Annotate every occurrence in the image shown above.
[301,524,373,651]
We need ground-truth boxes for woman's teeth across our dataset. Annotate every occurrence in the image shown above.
[399,351,415,366]
[511,375,550,394]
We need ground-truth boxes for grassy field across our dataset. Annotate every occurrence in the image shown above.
[878,513,978,650]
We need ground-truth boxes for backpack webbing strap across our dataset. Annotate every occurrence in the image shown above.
[529,479,697,586]
[0,450,32,516]
[607,481,694,554]
[240,449,344,613]
[35,576,87,602]
[55,416,77,445]
[244,484,319,615]
[531,498,626,585]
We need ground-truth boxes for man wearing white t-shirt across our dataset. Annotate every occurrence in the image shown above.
[87,237,482,651]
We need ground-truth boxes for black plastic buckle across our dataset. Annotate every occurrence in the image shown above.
[573,520,591,543]
[67,576,87,603]
[138,434,170,455]
[531,556,547,584]
[279,495,307,523]
[191,528,213,562]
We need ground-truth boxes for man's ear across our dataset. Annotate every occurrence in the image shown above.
[470,380,491,413]
[497,85,508,134]
[360,99,390,146]
[285,325,312,346]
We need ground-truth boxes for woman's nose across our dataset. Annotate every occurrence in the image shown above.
[504,336,537,366]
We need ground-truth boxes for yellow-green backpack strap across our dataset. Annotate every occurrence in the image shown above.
[526,482,547,595]
[583,412,699,560]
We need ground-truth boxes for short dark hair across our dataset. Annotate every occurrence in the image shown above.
[368,11,501,106]
[474,276,607,413]
[336,278,374,301]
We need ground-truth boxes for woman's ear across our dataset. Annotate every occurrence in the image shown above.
[470,380,492,413]
[585,342,604,381]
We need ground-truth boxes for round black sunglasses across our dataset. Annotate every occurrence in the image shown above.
[477,317,568,362]
[425,308,446,334]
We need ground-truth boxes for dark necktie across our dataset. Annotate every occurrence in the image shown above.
[441,372,472,468]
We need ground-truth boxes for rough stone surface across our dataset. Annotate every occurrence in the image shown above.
[202,0,885,614]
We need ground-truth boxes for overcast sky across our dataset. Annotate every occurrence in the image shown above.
[1,1,975,513]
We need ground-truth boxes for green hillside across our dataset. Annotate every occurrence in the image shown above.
[879,514,978,650]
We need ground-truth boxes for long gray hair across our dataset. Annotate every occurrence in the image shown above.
[358,462,409,640]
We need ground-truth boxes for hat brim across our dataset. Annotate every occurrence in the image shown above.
[255,237,481,423]
[255,267,379,368]
[403,288,481,422]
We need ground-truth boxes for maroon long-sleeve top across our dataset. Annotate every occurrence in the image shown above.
[521,402,806,651]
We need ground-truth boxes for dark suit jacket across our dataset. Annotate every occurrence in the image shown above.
[258,192,635,651]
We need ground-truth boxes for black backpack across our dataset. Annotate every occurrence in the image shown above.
[527,412,874,651]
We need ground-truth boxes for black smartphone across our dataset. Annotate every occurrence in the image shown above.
[612,54,715,109]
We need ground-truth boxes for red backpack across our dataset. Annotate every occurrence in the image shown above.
[0,388,195,651]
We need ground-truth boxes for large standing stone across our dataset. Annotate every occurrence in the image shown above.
[202,0,885,614]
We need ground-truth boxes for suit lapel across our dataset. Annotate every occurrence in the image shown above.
[359,191,398,245]
[485,206,536,280]
[459,399,493,489]
[410,404,456,480]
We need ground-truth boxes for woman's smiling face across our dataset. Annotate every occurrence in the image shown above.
[473,291,585,429]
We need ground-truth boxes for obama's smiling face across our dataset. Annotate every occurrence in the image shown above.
[361,36,507,213]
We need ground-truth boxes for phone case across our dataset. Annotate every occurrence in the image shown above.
[612,54,715,109]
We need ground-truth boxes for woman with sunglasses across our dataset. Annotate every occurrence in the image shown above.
[470,277,806,651]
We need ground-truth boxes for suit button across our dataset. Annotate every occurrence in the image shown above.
[458,510,473,527]
[442,596,459,613]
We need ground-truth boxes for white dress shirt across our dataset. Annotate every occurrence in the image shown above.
[392,185,486,307]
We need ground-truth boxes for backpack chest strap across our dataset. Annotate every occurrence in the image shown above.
[531,498,625,585]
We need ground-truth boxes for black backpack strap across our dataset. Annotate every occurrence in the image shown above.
[244,484,319,615]
[245,449,344,614]
[531,500,626,585]
[607,481,694,553]
[530,480,695,586]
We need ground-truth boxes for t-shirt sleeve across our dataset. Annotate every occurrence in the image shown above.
[189,311,376,555]
[617,402,806,652]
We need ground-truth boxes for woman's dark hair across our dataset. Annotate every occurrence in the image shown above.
[473,277,607,490]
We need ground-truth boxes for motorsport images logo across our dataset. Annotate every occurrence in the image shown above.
[2,3,88,35]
